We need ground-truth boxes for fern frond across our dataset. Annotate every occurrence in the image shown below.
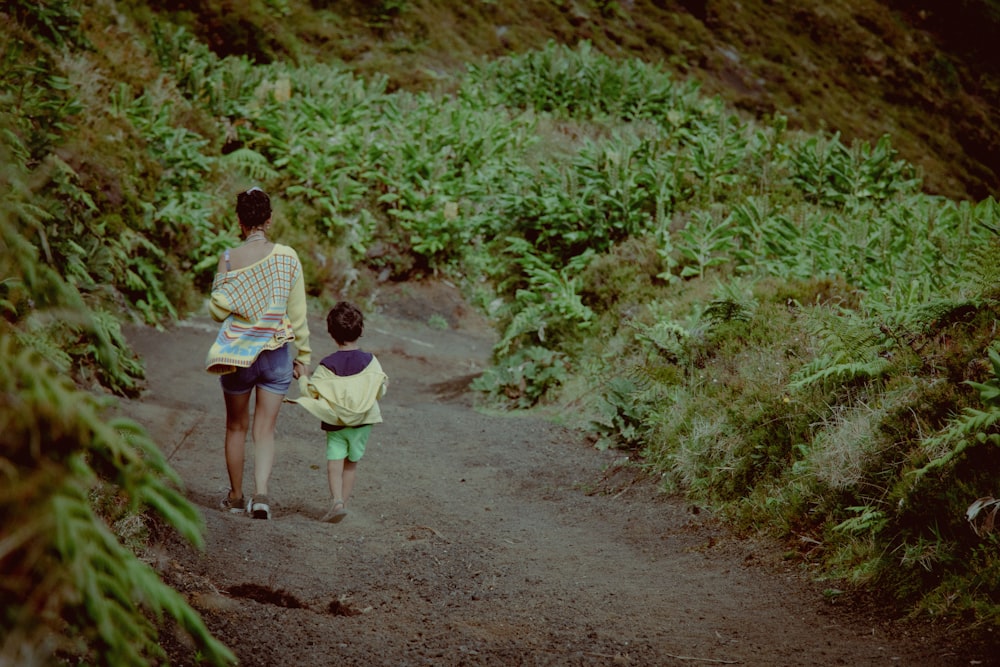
[0,335,234,666]
[915,407,1000,478]
[12,325,73,372]
[901,297,977,331]
[818,318,885,359]
[870,287,978,336]
[914,348,1000,478]
[632,319,690,363]
[789,357,891,390]
[790,306,892,390]
[957,243,1000,305]
[495,301,545,356]
[704,296,754,325]
[220,147,280,182]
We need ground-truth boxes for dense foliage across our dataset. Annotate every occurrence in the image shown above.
[3,1,1000,662]
[1,133,233,664]
[0,4,233,665]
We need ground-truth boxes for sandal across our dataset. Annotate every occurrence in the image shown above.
[220,492,246,514]
[321,499,346,524]
[249,494,271,520]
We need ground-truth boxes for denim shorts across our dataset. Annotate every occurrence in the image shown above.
[220,344,293,396]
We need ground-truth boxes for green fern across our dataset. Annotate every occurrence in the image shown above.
[705,279,758,326]
[495,302,547,357]
[494,242,594,356]
[12,320,73,371]
[87,309,145,394]
[1,173,228,662]
[792,356,892,390]
[834,505,888,536]
[221,146,280,182]
[0,335,234,666]
[790,307,892,389]
[590,372,658,449]
[915,346,1000,478]
[957,232,1000,300]
[631,319,691,364]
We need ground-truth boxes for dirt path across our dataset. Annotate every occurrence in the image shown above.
[122,282,988,666]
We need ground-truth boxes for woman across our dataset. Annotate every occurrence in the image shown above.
[205,187,311,519]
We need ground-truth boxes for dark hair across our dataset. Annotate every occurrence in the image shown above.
[327,301,364,344]
[236,187,271,228]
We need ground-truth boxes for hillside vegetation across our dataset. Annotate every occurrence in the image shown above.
[3,0,1000,663]
[154,0,1000,202]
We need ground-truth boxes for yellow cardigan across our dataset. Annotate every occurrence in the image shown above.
[292,357,387,427]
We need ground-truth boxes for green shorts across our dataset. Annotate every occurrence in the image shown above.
[325,425,372,462]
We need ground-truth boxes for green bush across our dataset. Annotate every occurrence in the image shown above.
[471,346,569,408]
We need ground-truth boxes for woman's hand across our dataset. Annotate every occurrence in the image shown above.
[292,360,307,379]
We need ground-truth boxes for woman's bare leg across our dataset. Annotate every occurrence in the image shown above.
[223,391,252,501]
[251,388,285,496]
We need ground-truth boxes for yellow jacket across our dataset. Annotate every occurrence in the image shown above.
[292,357,387,427]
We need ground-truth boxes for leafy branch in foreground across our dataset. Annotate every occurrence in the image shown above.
[1,169,232,664]
[0,336,235,667]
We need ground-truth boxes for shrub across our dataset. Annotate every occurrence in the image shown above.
[471,346,569,408]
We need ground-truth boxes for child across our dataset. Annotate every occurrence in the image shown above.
[292,302,387,523]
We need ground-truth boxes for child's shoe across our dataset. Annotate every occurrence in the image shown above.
[321,499,346,523]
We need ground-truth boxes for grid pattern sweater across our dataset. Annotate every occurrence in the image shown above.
[205,244,311,374]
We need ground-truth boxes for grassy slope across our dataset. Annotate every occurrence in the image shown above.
[161,0,1000,201]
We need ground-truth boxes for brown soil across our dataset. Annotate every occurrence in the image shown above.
[123,281,995,666]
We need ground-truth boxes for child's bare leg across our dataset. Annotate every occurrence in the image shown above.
[322,458,350,522]
[327,458,345,500]
[342,460,358,504]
